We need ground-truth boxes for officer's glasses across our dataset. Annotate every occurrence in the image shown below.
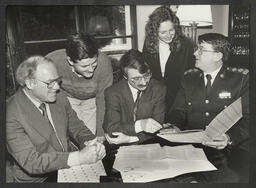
[130,73,152,83]
[35,76,62,89]
[194,45,217,55]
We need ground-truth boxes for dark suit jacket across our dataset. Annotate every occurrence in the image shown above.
[103,79,166,142]
[167,65,249,151]
[6,89,95,182]
[143,36,195,111]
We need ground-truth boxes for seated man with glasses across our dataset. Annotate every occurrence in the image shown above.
[46,32,113,137]
[166,33,249,182]
[103,49,166,144]
[6,56,106,182]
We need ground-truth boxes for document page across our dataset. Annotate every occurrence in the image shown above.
[113,144,216,182]
[58,160,106,182]
[158,130,207,143]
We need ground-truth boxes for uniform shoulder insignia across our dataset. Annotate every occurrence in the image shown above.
[242,69,249,75]
[184,68,199,75]
[226,66,249,75]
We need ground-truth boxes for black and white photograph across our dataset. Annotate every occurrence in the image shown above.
[1,0,255,185]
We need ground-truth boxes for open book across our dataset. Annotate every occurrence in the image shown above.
[158,97,242,143]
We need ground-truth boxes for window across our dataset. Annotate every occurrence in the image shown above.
[15,5,136,57]
[81,6,133,52]
[6,5,137,96]
[20,6,77,56]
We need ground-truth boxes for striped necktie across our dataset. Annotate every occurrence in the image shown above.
[39,103,65,151]
[133,90,141,121]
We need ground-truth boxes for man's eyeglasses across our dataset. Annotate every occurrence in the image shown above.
[35,76,62,89]
[194,45,217,56]
[130,73,152,83]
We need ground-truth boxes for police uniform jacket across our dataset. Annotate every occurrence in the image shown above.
[167,65,249,151]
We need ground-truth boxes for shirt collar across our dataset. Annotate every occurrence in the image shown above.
[203,65,222,82]
[23,88,42,109]
[128,82,140,101]
[159,39,170,49]
[66,58,83,78]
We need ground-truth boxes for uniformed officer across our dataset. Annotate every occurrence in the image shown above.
[166,33,249,182]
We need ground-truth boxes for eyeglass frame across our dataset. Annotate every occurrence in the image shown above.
[129,72,152,83]
[34,76,63,89]
[194,45,218,55]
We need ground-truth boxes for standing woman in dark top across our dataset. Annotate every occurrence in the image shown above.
[143,6,195,112]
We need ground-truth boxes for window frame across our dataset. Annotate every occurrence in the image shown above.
[20,5,137,56]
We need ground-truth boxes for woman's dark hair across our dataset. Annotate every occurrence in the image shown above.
[65,32,99,62]
[144,6,184,54]
[120,49,151,77]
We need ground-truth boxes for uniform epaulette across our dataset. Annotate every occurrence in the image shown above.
[184,68,200,75]
[226,66,249,75]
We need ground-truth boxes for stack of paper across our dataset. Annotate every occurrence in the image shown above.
[58,160,106,182]
[113,144,216,182]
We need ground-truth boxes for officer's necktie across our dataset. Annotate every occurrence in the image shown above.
[133,90,142,121]
[205,74,212,98]
[39,103,64,151]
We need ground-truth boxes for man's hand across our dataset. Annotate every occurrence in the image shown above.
[160,123,181,134]
[105,132,131,144]
[78,145,98,164]
[138,118,162,133]
[87,138,106,160]
[95,142,106,160]
[202,134,229,150]
[97,136,106,144]
[80,138,106,164]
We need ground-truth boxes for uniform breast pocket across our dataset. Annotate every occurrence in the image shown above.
[212,97,233,111]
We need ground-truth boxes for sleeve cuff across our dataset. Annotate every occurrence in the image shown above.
[135,120,142,133]
[129,136,139,143]
[84,137,97,146]
[226,134,232,145]
[67,151,80,167]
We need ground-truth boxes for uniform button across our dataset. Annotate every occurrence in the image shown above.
[224,105,227,108]
[188,102,192,105]
[205,112,210,116]
[205,99,209,104]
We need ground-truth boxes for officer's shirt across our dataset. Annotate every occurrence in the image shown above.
[203,65,222,86]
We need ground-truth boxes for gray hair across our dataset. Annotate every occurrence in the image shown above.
[15,55,53,87]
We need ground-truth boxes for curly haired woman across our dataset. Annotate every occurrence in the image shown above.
[143,6,195,112]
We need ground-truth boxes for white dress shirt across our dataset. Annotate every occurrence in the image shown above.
[159,39,171,77]
[203,65,222,86]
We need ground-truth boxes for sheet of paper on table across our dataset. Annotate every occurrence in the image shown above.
[58,160,106,182]
[113,144,217,182]
[158,97,242,143]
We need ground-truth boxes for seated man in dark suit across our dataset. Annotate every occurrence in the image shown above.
[103,49,166,144]
[166,33,249,182]
[6,56,106,182]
